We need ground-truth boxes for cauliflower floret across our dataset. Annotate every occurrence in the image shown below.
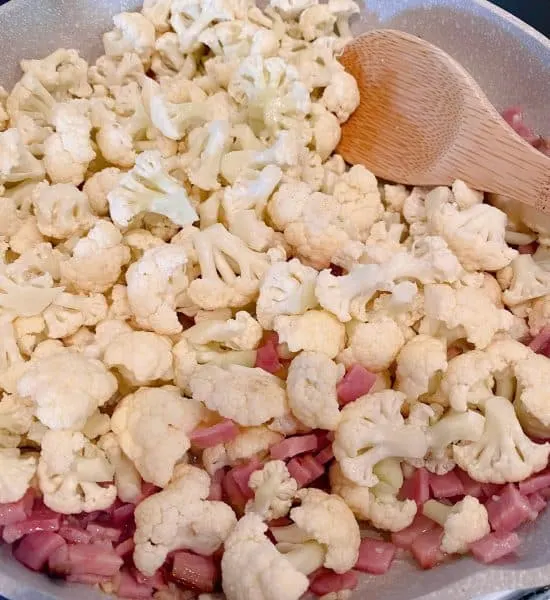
[82,168,124,217]
[43,292,108,339]
[17,352,117,430]
[502,254,550,307]
[37,430,116,514]
[246,460,298,520]
[338,318,405,372]
[424,284,514,349]
[0,128,45,185]
[286,352,344,430]
[32,181,95,239]
[453,395,550,483]
[514,353,550,439]
[43,100,95,186]
[184,311,262,351]
[527,294,550,336]
[111,386,206,487]
[107,150,198,229]
[396,335,448,401]
[0,448,37,503]
[89,52,145,91]
[222,513,309,600]
[0,393,34,445]
[422,496,490,554]
[425,186,517,271]
[134,464,237,576]
[274,309,345,359]
[271,488,360,574]
[81,410,111,440]
[103,12,156,62]
[256,258,319,329]
[190,364,286,426]
[333,390,429,486]
[97,432,142,504]
[103,331,173,385]
[188,224,272,310]
[321,70,359,123]
[60,220,131,293]
[126,244,189,335]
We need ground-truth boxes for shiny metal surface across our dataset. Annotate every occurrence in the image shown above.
[0,1,549,598]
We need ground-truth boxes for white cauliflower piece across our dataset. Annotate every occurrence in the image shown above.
[0,393,34,446]
[274,309,345,359]
[134,464,237,576]
[321,70,359,123]
[0,128,45,185]
[17,352,117,430]
[32,182,95,239]
[111,386,206,487]
[98,432,142,504]
[222,513,309,600]
[246,460,298,520]
[43,292,108,339]
[256,258,318,329]
[103,12,156,62]
[527,294,550,336]
[184,311,262,351]
[502,254,550,307]
[453,395,550,483]
[0,448,36,503]
[126,244,189,335]
[82,168,123,217]
[81,410,110,440]
[333,390,429,486]
[60,220,131,293]
[424,284,514,349]
[103,330,173,385]
[190,364,286,426]
[396,335,448,400]
[89,52,145,91]
[514,353,550,439]
[286,351,344,430]
[38,430,116,514]
[422,496,490,554]
[338,318,405,372]
[107,150,198,229]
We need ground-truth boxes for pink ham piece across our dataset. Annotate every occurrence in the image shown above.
[519,470,550,495]
[270,434,319,460]
[190,420,239,449]
[502,107,541,145]
[0,489,34,526]
[485,484,535,532]
[48,542,123,577]
[111,503,135,527]
[470,531,521,564]
[13,532,65,571]
[399,468,430,505]
[115,538,135,557]
[255,332,282,374]
[171,551,218,592]
[411,527,446,569]
[391,514,436,550]
[481,483,503,499]
[529,326,550,356]
[354,538,396,575]
[527,492,547,516]
[222,470,247,514]
[58,525,92,544]
[287,454,325,488]
[517,242,538,255]
[113,569,153,599]
[336,364,377,407]
[86,523,121,542]
[208,468,225,501]
[230,458,262,499]
[309,569,358,596]
[315,446,335,465]
[3,507,61,544]
[456,470,483,498]
[429,471,465,499]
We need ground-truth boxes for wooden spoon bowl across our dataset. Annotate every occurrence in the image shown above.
[338,29,550,212]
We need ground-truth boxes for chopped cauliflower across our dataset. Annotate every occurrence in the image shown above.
[0,448,37,503]
[246,460,298,520]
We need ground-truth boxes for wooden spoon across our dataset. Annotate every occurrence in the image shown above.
[338,29,550,212]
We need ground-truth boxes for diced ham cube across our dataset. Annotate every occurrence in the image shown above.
[111,503,135,527]
[230,458,262,499]
[115,538,135,557]
[49,542,123,577]
[309,568,358,596]
[113,569,153,599]
[287,454,325,488]
[355,538,396,575]
[58,525,92,544]
[470,531,521,564]
[222,470,248,514]
[313,430,333,450]
[48,543,71,575]
[391,514,437,550]
[411,527,446,569]
[172,551,218,593]
[3,511,61,544]
[429,471,465,499]
[527,493,547,516]
[315,446,335,465]
[337,364,377,406]
[518,470,550,496]
[270,434,319,460]
[518,242,538,255]
[208,468,225,501]
[190,420,239,449]
[456,470,483,498]
[255,332,282,374]
[485,484,535,532]
[399,468,430,505]
[529,326,550,355]
[0,489,34,526]
[86,523,122,542]
[13,532,65,571]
